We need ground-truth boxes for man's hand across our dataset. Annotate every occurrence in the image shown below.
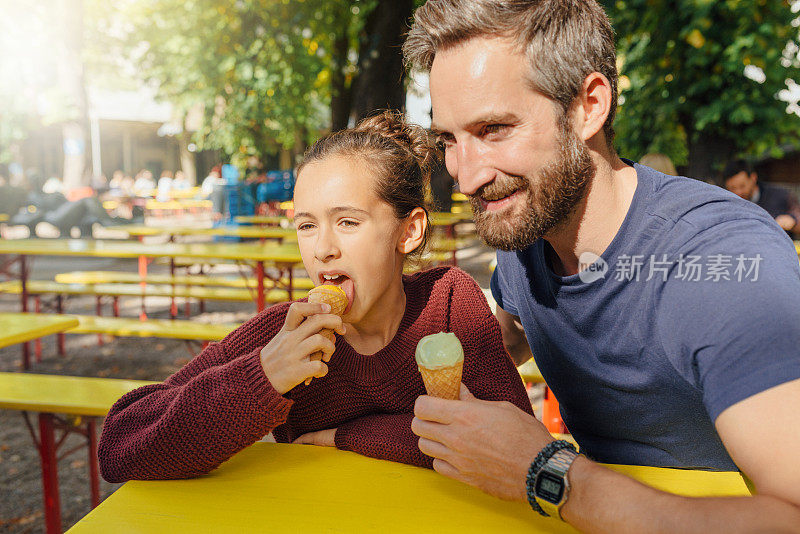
[412,383,554,501]
[293,428,336,447]
[259,302,345,394]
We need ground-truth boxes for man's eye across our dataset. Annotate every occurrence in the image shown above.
[482,124,508,136]
[340,219,359,227]
[297,223,315,231]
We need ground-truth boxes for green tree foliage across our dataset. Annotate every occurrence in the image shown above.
[601,0,800,179]
[91,0,413,168]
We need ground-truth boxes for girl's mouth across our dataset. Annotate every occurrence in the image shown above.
[319,273,355,314]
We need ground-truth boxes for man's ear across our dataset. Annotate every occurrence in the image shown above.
[575,72,613,142]
[398,207,427,254]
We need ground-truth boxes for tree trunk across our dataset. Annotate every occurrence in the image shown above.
[330,28,353,131]
[59,0,90,190]
[686,132,735,182]
[179,115,197,185]
[351,0,413,121]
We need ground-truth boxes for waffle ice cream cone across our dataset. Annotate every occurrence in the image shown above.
[415,332,464,400]
[307,285,349,316]
[305,285,349,385]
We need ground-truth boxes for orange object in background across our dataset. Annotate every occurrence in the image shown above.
[66,186,95,202]
[542,387,568,434]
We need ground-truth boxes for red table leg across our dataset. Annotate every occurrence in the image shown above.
[96,297,103,346]
[56,295,65,356]
[288,266,294,301]
[87,419,100,508]
[19,255,32,369]
[37,413,62,534]
[169,257,177,319]
[35,297,43,361]
[256,261,265,311]
[138,255,148,320]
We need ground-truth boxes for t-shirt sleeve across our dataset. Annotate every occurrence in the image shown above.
[656,220,800,422]
[490,252,520,316]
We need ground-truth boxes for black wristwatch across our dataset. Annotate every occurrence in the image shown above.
[534,448,579,520]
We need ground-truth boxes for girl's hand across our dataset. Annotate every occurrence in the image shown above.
[259,302,345,394]
[293,428,337,447]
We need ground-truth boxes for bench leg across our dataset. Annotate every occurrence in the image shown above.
[37,413,62,534]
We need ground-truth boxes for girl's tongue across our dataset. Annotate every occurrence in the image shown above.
[340,277,355,314]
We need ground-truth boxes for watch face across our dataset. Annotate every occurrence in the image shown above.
[535,471,564,504]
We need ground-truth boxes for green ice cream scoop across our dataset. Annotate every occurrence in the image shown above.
[415,332,464,369]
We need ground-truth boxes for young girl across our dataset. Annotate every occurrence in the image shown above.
[98,112,534,482]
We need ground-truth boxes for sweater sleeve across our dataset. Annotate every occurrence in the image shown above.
[98,307,294,482]
[448,269,534,415]
[335,413,432,469]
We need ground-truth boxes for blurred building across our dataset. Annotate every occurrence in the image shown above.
[16,87,218,185]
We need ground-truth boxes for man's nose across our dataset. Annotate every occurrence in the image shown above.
[447,139,494,196]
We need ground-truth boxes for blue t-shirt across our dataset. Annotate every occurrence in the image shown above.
[491,162,800,470]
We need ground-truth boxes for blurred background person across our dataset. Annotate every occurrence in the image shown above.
[639,153,677,176]
[722,159,800,237]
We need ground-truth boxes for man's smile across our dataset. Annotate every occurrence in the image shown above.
[480,188,524,211]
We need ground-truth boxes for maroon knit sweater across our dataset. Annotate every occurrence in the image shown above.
[98,266,533,482]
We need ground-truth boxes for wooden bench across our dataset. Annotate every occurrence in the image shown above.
[0,280,308,321]
[0,372,154,534]
[54,270,316,291]
[65,314,240,342]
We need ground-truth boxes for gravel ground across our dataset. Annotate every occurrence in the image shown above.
[0,228,541,533]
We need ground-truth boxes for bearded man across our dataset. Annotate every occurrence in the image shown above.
[405,1,800,531]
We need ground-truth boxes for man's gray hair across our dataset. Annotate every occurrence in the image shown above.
[404,0,618,144]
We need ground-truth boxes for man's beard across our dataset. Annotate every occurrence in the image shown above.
[469,121,595,251]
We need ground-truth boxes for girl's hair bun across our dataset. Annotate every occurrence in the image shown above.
[355,110,438,175]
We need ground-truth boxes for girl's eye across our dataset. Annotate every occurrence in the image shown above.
[339,219,359,228]
[297,223,315,231]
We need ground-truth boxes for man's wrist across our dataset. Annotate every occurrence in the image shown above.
[558,454,597,524]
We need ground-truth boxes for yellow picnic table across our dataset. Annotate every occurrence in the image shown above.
[0,312,79,350]
[234,215,292,226]
[430,211,473,224]
[67,442,750,534]
[0,372,154,534]
[111,224,297,242]
[0,239,305,318]
[0,213,8,222]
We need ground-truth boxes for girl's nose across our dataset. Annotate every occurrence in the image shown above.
[314,227,340,262]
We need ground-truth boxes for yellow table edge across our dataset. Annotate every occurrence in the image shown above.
[0,313,80,349]
[0,372,155,417]
[66,443,750,534]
